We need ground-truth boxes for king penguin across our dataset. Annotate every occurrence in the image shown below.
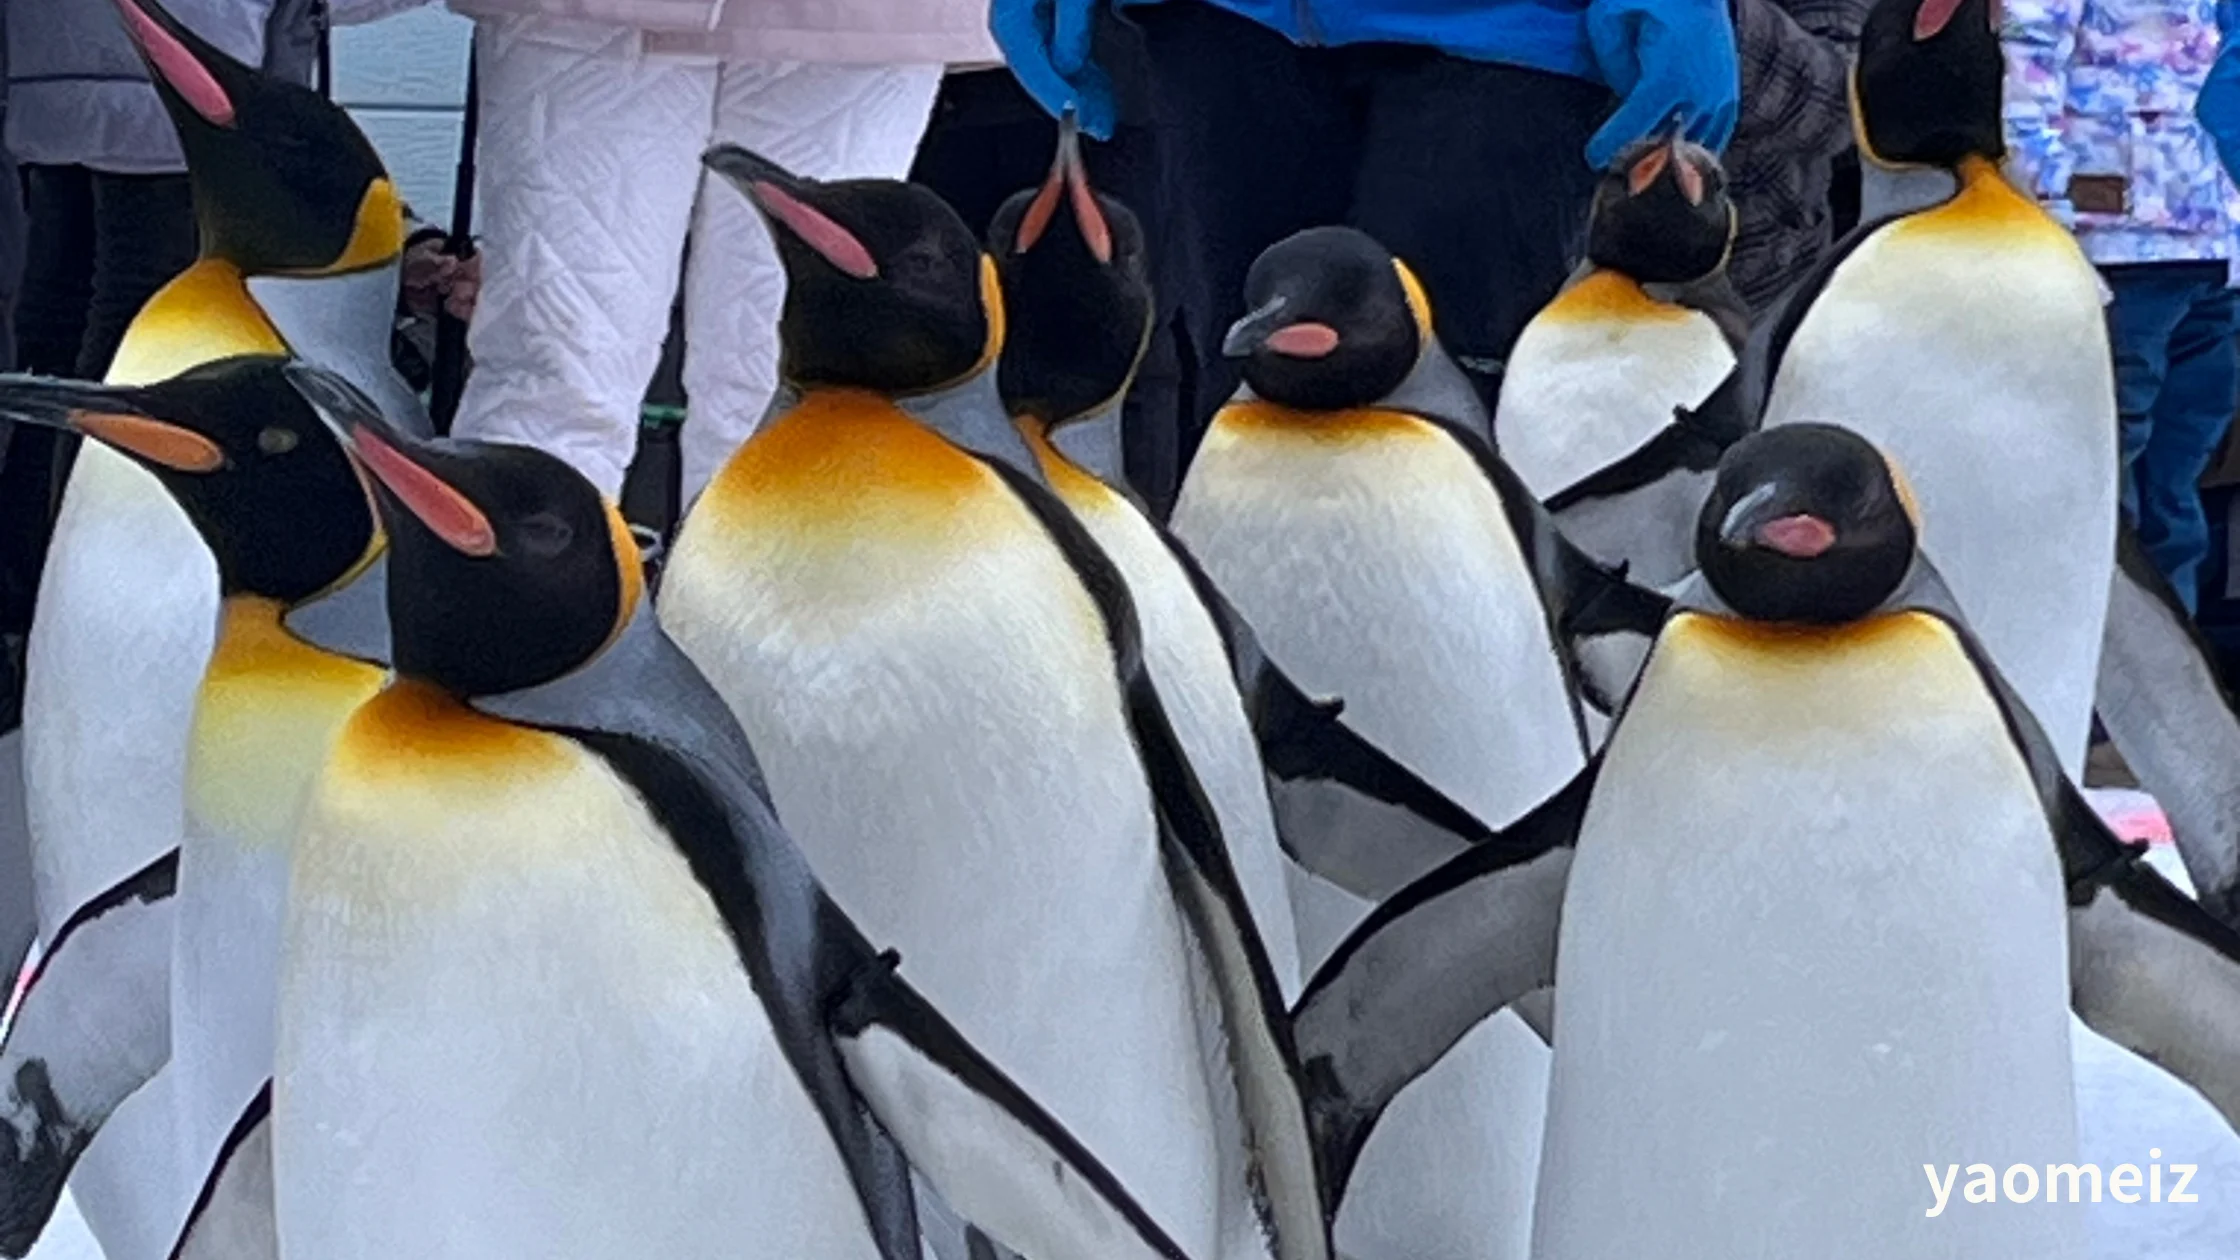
[0,358,388,1260]
[1754,0,2115,777]
[17,5,422,1254]
[659,150,1325,1260]
[1285,424,2240,1257]
[275,369,1206,1260]
[1497,136,1748,588]
[1170,226,1664,1260]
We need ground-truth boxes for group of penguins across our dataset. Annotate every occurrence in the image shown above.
[4,0,2240,1258]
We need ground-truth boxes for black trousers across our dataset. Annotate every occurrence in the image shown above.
[1,165,198,645]
[1140,0,1612,444]
[911,66,1194,518]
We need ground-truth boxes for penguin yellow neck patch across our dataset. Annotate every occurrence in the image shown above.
[1014,416,1106,502]
[293,178,407,276]
[700,388,997,535]
[1542,270,1690,325]
[1214,399,1438,446]
[1671,609,1952,660]
[106,260,285,386]
[338,678,567,778]
[1898,156,2057,242]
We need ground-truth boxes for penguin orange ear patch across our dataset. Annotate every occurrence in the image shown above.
[1914,0,1969,38]
[117,0,236,127]
[751,182,878,280]
[351,428,498,558]
[74,413,225,473]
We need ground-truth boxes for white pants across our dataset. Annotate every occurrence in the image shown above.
[454,16,944,500]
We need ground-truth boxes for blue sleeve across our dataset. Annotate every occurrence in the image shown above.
[2203,41,2240,186]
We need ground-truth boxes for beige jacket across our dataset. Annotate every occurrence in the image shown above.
[445,0,1000,64]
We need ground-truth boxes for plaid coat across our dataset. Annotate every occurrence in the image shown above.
[1726,0,1872,312]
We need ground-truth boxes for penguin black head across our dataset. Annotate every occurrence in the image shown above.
[706,146,996,395]
[1698,423,1920,625]
[1587,137,1735,285]
[287,365,641,699]
[1222,227,1431,413]
[0,358,378,605]
[990,118,1154,428]
[1854,0,2006,169]
[113,0,402,275]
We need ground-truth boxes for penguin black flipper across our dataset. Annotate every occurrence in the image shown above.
[1540,369,1749,516]
[0,849,177,1258]
[827,952,1195,1260]
[1419,418,1675,725]
[167,1084,275,1260]
[1901,561,2240,1134]
[469,612,921,1260]
[2094,522,2240,930]
[1150,518,1496,892]
[982,459,1329,1260]
[1287,762,1595,1212]
[2057,779,2240,1134]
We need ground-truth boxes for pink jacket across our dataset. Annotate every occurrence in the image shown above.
[444,0,1000,64]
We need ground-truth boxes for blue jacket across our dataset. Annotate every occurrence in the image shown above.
[1131,0,1605,82]
[2203,0,2240,183]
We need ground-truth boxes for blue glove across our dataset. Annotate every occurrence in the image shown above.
[990,0,1119,141]
[1583,0,1740,170]
[2200,42,2240,185]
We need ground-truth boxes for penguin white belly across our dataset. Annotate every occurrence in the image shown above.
[275,694,875,1260]
[1764,209,2115,776]
[23,444,212,1260]
[1049,471,1302,999]
[662,411,1224,1260]
[1499,296,1732,500]
[1174,410,1578,1260]
[1534,613,2084,1260]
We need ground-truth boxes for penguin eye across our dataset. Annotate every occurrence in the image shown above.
[257,427,300,456]
[514,511,574,557]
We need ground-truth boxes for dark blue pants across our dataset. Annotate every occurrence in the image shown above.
[2104,260,2240,612]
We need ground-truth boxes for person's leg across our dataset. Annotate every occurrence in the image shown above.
[677,59,944,499]
[2,165,95,648]
[1349,48,1611,409]
[909,69,1057,241]
[2102,263,2199,530]
[449,16,717,499]
[13,165,94,376]
[2135,269,2240,612]
[80,172,198,378]
[1137,0,1359,443]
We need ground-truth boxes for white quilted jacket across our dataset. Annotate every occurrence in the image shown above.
[444,0,1001,63]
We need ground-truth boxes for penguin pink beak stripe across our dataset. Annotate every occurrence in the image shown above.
[1014,143,1113,264]
[1758,514,1839,559]
[115,0,236,127]
[1628,145,1671,197]
[1914,0,1969,39]
[351,427,499,557]
[751,181,879,280]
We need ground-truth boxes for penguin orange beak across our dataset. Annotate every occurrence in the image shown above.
[1014,114,1113,264]
[113,0,238,127]
[704,145,879,280]
[0,374,226,472]
[286,363,497,557]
